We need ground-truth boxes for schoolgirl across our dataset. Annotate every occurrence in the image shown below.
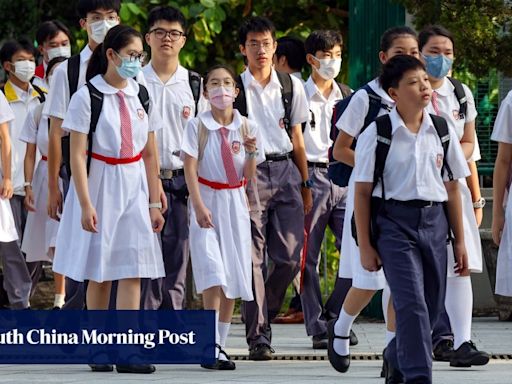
[182,64,263,370]
[419,25,489,366]
[353,55,469,384]
[328,26,420,374]
[20,56,67,309]
[52,25,164,374]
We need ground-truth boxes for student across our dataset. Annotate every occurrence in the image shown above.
[0,91,31,310]
[182,64,263,370]
[299,29,351,349]
[20,57,67,309]
[44,0,120,309]
[419,25,489,367]
[273,36,306,82]
[52,25,164,374]
[328,26,419,373]
[237,16,311,360]
[142,5,207,310]
[33,20,72,89]
[353,54,469,384]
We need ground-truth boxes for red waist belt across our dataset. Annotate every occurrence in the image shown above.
[88,152,143,165]
[41,155,48,161]
[198,176,246,190]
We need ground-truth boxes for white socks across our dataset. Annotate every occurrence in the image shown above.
[53,293,65,308]
[382,285,391,325]
[214,312,220,358]
[334,308,356,356]
[445,276,473,349]
[218,321,231,361]
[385,330,395,347]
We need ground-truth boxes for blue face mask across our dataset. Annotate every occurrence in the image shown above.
[115,52,142,79]
[423,54,453,79]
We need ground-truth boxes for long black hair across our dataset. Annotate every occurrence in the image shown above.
[86,24,142,81]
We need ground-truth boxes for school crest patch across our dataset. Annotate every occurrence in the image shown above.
[436,153,444,169]
[183,106,191,119]
[231,141,241,154]
[137,109,145,119]
[452,109,464,120]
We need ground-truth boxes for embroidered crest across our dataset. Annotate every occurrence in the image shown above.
[453,109,465,120]
[279,118,285,129]
[137,109,145,120]
[436,153,443,169]
[231,141,241,154]
[183,106,191,119]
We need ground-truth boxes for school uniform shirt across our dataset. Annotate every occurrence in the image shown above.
[354,107,470,201]
[19,104,60,261]
[181,109,264,300]
[142,63,208,171]
[491,90,512,296]
[304,77,345,163]
[52,75,165,283]
[0,92,18,242]
[239,68,308,155]
[3,80,42,196]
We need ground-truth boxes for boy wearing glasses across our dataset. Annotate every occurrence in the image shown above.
[237,16,311,360]
[142,6,208,310]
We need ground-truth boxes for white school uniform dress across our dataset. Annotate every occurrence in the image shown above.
[335,78,394,290]
[0,92,18,242]
[426,77,482,276]
[18,105,61,261]
[491,91,512,296]
[52,75,164,283]
[181,110,264,300]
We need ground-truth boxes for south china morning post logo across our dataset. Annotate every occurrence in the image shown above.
[0,310,215,364]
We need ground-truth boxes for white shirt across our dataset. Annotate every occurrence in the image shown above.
[336,78,394,138]
[303,77,345,163]
[142,63,208,170]
[426,77,480,161]
[239,68,308,154]
[19,104,49,156]
[0,91,14,124]
[491,90,512,143]
[354,108,470,202]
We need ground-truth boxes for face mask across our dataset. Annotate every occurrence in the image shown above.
[114,53,142,79]
[423,54,453,79]
[90,19,119,44]
[209,86,235,110]
[313,57,342,80]
[47,45,71,61]
[12,60,36,83]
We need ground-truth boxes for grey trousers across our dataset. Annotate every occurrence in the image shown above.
[243,158,304,348]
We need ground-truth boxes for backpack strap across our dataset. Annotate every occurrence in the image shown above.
[362,84,390,132]
[276,71,294,137]
[447,77,467,118]
[85,82,104,175]
[137,84,150,114]
[430,114,453,181]
[197,118,209,162]
[374,114,393,200]
[233,75,247,117]
[188,70,201,117]
[67,54,81,97]
[30,82,47,104]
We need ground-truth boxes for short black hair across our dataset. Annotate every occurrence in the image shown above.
[304,30,343,56]
[203,64,237,92]
[0,38,36,65]
[238,16,275,46]
[380,26,417,52]
[147,6,187,32]
[379,54,426,93]
[418,25,454,51]
[275,36,306,72]
[77,0,121,19]
[36,20,71,46]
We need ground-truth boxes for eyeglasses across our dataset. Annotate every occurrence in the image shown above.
[246,41,274,51]
[87,15,118,23]
[149,28,185,41]
[207,79,235,89]
[116,51,148,63]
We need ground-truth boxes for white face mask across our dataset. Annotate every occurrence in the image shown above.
[47,45,71,61]
[313,57,342,80]
[12,60,36,83]
[89,19,119,44]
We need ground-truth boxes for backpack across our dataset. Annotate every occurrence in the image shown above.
[446,76,467,119]
[233,71,295,139]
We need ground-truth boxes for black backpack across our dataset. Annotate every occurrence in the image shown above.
[304,82,352,132]
[1,80,47,104]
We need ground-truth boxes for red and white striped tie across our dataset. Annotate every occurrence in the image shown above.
[431,90,440,116]
[219,127,239,186]
[117,90,133,158]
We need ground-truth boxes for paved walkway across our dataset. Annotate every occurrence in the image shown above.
[0,317,510,383]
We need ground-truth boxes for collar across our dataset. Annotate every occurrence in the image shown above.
[243,68,281,90]
[432,77,453,97]
[3,80,41,103]
[368,78,395,105]
[80,45,94,64]
[89,75,138,96]
[304,76,342,101]
[198,109,243,131]
[291,72,303,81]
[145,62,188,85]
[389,107,433,135]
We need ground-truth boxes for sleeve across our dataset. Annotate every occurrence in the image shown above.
[462,83,477,123]
[18,106,39,144]
[445,126,471,181]
[180,117,199,159]
[469,131,481,162]
[248,118,266,165]
[335,89,370,138]
[491,91,512,144]
[289,75,309,126]
[353,122,378,183]
[0,92,14,124]
[61,87,91,134]
[147,98,163,133]
[42,63,70,119]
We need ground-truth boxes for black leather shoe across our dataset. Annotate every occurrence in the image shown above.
[116,364,156,374]
[349,329,358,346]
[327,319,350,373]
[312,332,328,349]
[88,364,113,372]
[249,343,274,361]
[383,354,404,384]
[201,345,236,370]
[449,341,490,367]
[380,348,387,378]
[433,339,454,362]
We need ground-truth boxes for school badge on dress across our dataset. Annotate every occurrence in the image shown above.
[183,106,191,119]
[436,153,444,169]
[137,109,145,119]
[452,109,464,120]
[231,141,241,154]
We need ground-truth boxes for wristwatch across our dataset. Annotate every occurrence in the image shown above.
[473,197,486,209]
[301,179,313,189]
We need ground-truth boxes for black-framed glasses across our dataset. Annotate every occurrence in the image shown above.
[149,28,185,41]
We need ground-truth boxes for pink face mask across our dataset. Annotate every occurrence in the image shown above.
[208,86,235,110]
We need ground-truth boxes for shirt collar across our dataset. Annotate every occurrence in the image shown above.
[145,62,188,85]
[243,68,281,90]
[81,45,93,64]
[198,109,243,131]
[304,76,343,101]
[3,80,40,103]
[432,77,452,97]
[89,74,138,96]
[389,107,434,135]
[368,78,395,105]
